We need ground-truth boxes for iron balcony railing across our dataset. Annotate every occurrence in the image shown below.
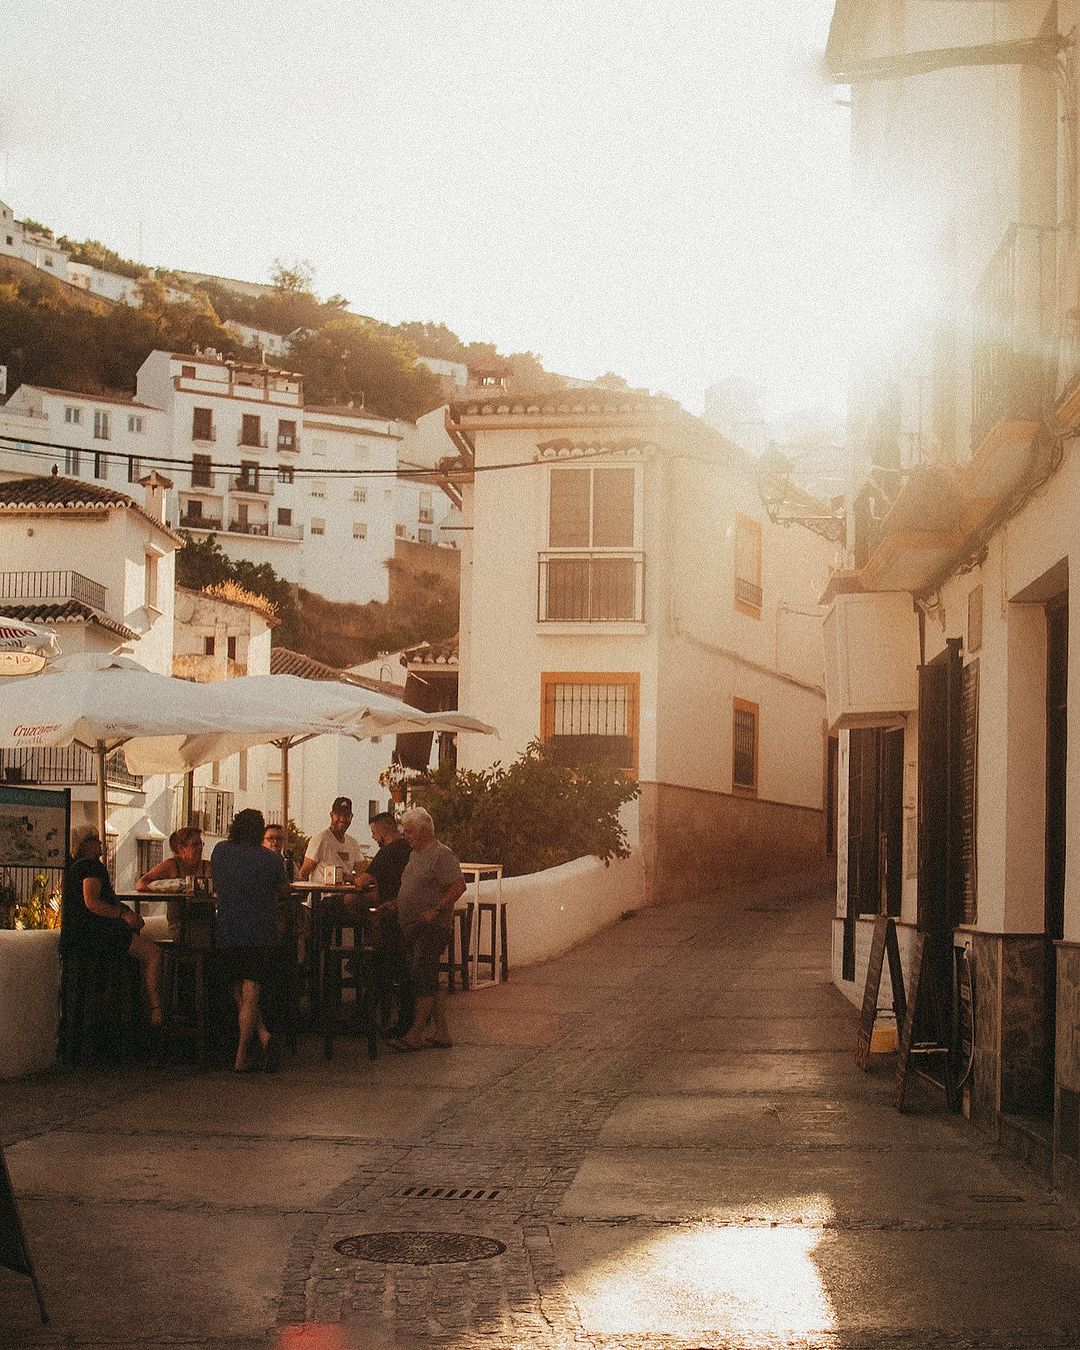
[190,466,217,490]
[0,570,106,611]
[537,551,645,623]
[735,577,763,609]
[972,222,1058,452]
[232,471,274,496]
[196,786,234,837]
[238,433,269,449]
[190,425,217,443]
[178,512,223,532]
[0,746,142,790]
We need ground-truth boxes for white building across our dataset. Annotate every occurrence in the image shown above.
[450,386,835,903]
[0,474,180,884]
[823,0,1080,1190]
[64,262,141,305]
[0,350,460,605]
[0,202,69,280]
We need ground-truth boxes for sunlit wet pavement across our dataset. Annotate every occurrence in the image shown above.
[4,868,1080,1348]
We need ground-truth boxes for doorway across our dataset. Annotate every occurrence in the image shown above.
[1041,595,1068,1118]
[843,725,904,981]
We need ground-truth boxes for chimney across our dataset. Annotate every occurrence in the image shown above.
[139,469,174,524]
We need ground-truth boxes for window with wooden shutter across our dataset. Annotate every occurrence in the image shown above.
[961,660,979,925]
[192,407,213,442]
[734,515,762,616]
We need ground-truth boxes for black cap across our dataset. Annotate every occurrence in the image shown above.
[331,796,353,813]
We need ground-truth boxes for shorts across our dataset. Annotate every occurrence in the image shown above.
[218,944,281,988]
[403,922,452,998]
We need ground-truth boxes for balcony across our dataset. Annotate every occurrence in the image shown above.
[189,468,218,490]
[0,745,142,790]
[537,551,645,623]
[972,223,1057,453]
[238,433,269,450]
[178,511,223,532]
[0,570,106,611]
[418,507,435,524]
[228,518,269,536]
[191,426,217,443]
[232,471,274,496]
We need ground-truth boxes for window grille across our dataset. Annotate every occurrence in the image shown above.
[732,700,758,790]
[734,516,762,614]
[542,676,638,772]
[137,839,164,875]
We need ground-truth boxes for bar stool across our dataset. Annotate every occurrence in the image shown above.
[474,899,509,984]
[164,896,213,1062]
[459,864,505,988]
[320,903,378,1060]
[438,902,473,992]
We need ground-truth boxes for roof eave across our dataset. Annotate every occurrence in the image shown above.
[823,0,859,81]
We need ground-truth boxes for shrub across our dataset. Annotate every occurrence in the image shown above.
[412,741,639,877]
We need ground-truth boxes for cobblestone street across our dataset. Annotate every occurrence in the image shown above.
[4,869,1080,1349]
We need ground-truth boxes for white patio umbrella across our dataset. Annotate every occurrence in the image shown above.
[0,615,62,677]
[0,659,279,842]
[122,673,497,822]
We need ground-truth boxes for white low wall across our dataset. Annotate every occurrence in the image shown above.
[0,930,60,1078]
[479,850,644,969]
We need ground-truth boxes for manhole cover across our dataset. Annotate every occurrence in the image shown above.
[333,1231,507,1265]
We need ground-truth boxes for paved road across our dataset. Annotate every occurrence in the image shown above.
[3,869,1080,1348]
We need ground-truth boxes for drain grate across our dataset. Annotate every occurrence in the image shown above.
[394,1184,502,1200]
[334,1231,507,1265]
[970,1193,1025,1204]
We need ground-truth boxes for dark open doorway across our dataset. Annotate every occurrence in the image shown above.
[1040,594,1068,1118]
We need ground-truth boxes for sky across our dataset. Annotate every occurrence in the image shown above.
[0,1,850,423]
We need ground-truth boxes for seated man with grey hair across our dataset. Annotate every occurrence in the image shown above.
[390,806,466,1050]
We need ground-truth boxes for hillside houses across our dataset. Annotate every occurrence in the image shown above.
[0,349,460,605]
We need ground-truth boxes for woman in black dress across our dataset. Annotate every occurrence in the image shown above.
[63,823,164,1025]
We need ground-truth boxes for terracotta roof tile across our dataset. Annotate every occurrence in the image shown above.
[0,474,182,542]
[401,634,459,667]
[0,600,138,641]
[270,647,403,697]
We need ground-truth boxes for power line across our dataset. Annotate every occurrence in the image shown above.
[0,431,640,480]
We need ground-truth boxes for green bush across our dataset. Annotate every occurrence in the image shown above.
[412,741,639,877]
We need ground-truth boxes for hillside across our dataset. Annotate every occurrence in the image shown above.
[1,230,596,418]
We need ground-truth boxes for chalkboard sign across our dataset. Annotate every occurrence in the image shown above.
[0,1146,48,1323]
[894,932,956,1112]
[855,915,905,1069]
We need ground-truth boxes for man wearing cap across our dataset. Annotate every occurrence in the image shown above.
[300,797,366,882]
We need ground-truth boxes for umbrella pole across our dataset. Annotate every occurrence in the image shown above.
[280,741,290,828]
[95,740,107,846]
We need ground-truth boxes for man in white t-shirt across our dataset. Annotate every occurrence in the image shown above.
[300,797,366,882]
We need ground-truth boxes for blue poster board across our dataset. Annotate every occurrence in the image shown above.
[0,785,70,914]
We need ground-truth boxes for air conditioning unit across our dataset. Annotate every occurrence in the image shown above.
[823,591,920,732]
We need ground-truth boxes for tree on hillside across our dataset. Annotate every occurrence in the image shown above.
[0,265,243,397]
[175,534,301,647]
[270,259,316,295]
[56,237,147,280]
[393,321,469,363]
[287,316,443,420]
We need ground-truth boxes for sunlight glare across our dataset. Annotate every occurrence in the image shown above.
[564,1216,837,1341]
